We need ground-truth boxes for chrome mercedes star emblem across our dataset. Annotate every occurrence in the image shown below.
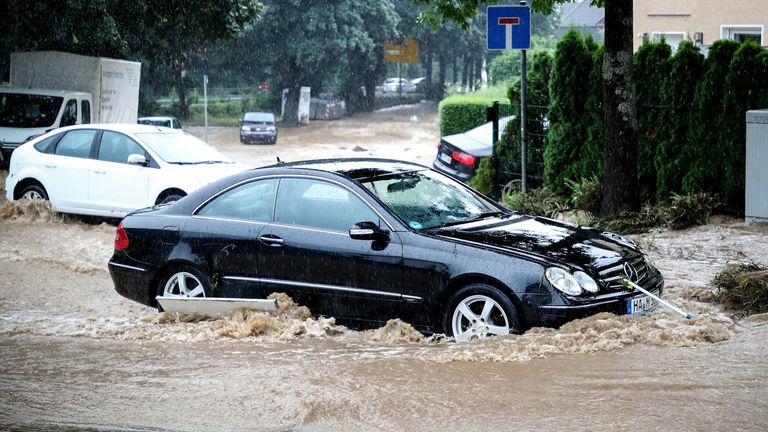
[623,262,638,282]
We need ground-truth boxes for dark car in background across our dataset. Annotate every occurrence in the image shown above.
[433,116,513,182]
[240,112,277,144]
[109,159,663,341]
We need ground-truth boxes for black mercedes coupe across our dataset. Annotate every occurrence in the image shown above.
[109,159,663,341]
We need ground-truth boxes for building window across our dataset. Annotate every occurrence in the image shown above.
[652,32,686,50]
[721,25,763,44]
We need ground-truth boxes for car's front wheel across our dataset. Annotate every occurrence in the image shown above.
[443,284,520,342]
[156,266,211,311]
[19,184,49,201]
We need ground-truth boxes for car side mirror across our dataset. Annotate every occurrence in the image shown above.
[349,221,388,241]
[127,154,147,166]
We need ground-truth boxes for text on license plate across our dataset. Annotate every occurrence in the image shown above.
[627,295,659,315]
[439,152,452,164]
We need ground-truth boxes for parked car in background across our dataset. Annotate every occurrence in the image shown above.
[433,116,513,182]
[5,124,248,217]
[240,112,277,144]
[381,77,415,94]
[109,158,663,341]
[410,77,427,92]
[138,116,183,130]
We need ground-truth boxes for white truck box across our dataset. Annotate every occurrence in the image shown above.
[1,51,141,162]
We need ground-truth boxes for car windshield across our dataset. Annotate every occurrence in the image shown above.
[135,132,233,164]
[360,169,502,229]
[0,93,63,128]
[243,112,274,123]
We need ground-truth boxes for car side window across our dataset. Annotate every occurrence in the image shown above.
[274,178,380,232]
[98,131,145,164]
[198,178,277,221]
[33,133,62,153]
[60,99,77,126]
[54,129,96,158]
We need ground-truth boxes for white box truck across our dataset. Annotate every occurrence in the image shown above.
[0,51,141,163]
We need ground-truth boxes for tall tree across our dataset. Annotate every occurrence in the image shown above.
[415,0,638,217]
[254,0,398,123]
[123,0,262,117]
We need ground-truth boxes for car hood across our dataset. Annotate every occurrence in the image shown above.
[430,214,640,271]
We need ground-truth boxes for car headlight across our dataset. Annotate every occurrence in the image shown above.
[241,126,251,132]
[545,267,582,296]
[643,254,659,274]
[573,271,599,293]
[267,126,275,131]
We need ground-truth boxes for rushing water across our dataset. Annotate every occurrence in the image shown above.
[1,200,767,431]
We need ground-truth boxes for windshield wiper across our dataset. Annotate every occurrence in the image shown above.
[430,211,506,229]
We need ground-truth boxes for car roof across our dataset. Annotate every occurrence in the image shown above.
[261,158,429,182]
[48,123,186,134]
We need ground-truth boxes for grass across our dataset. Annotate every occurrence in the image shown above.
[712,263,768,316]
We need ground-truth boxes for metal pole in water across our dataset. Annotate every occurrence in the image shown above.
[203,75,209,143]
[621,278,694,319]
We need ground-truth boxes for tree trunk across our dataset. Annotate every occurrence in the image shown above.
[461,55,469,91]
[424,43,434,100]
[437,52,447,100]
[600,0,639,217]
[175,60,188,118]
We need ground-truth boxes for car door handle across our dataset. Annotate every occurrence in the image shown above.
[44,163,57,168]
[259,235,284,247]
[93,169,107,174]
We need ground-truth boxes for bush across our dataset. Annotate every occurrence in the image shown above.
[713,263,768,316]
[438,87,511,136]
[566,176,602,215]
[663,192,715,230]
[501,186,565,219]
[593,205,665,235]
[544,30,594,195]
[468,157,495,195]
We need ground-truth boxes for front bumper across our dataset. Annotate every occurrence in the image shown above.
[240,131,276,143]
[526,277,665,328]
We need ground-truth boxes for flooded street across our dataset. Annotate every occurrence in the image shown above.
[1,105,768,431]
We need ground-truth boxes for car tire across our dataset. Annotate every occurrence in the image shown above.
[156,265,211,312]
[19,184,49,201]
[443,283,520,341]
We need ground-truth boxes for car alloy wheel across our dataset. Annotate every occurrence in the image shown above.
[161,268,209,298]
[444,284,519,342]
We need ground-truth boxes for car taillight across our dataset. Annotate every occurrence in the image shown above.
[115,223,129,251]
[451,151,476,166]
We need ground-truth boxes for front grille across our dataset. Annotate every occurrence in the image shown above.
[597,255,649,290]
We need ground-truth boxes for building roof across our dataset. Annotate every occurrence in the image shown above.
[560,0,605,28]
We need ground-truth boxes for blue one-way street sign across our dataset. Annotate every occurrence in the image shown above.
[487,5,531,50]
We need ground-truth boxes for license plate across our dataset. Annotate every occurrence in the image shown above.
[439,152,452,164]
[627,295,659,315]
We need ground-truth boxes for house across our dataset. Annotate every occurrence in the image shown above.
[556,0,605,42]
[634,0,767,51]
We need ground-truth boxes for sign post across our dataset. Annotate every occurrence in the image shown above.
[488,4,531,192]
[385,38,420,97]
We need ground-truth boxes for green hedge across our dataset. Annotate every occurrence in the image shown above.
[438,87,512,136]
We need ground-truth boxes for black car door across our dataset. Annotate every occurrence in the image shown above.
[190,178,278,298]
[257,177,404,324]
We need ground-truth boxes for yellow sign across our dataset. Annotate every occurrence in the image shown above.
[385,38,420,63]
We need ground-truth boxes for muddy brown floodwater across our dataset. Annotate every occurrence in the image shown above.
[1,104,768,431]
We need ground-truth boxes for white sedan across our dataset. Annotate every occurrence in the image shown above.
[5,124,249,217]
